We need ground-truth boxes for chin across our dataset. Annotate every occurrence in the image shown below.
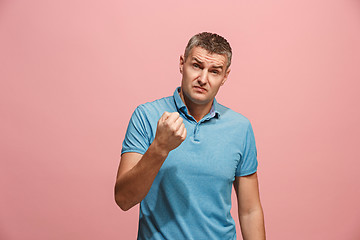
[182,87,211,104]
[190,95,211,105]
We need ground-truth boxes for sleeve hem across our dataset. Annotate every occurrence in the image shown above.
[121,149,146,156]
[235,168,257,177]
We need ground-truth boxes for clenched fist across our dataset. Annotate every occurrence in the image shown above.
[153,111,187,154]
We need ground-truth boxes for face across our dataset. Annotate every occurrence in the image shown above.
[179,47,230,106]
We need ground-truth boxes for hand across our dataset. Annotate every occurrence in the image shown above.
[153,111,187,154]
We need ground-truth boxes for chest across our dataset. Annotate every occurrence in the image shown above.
[162,122,243,183]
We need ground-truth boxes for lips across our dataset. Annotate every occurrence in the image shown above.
[193,86,207,93]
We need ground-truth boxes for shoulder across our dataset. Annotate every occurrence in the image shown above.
[135,95,177,120]
[216,102,252,127]
[137,95,175,112]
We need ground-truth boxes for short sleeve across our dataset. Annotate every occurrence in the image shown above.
[235,122,258,176]
[121,106,151,155]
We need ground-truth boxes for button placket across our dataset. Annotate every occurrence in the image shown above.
[192,113,216,142]
[193,123,200,142]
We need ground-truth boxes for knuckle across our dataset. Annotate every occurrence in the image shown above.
[163,120,169,127]
[170,125,177,132]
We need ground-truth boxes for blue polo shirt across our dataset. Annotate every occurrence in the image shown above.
[122,87,258,240]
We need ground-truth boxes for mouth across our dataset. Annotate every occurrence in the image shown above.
[193,86,207,93]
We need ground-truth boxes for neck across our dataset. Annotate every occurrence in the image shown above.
[179,89,213,122]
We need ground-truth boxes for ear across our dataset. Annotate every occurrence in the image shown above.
[221,68,231,86]
[179,55,184,74]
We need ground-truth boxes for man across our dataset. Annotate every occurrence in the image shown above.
[115,32,266,239]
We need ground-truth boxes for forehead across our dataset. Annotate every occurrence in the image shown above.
[188,47,227,67]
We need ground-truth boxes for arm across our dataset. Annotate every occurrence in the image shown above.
[114,112,186,211]
[233,172,266,240]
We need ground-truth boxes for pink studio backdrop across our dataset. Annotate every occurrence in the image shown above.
[1,0,360,239]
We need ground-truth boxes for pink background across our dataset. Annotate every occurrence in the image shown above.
[1,0,360,239]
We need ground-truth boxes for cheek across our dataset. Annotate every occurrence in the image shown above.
[184,68,198,81]
[209,77,224,88]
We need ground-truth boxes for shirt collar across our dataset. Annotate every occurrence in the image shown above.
[173,87,220,119]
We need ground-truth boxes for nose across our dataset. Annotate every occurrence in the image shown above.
[197,70,208,86]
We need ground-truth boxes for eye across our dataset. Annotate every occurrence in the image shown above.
[211,70,219,74]
[193,63,200,68]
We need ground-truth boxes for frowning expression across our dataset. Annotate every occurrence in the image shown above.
[179,46,230,106]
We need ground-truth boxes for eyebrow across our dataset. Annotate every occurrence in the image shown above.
[192,57,224,69]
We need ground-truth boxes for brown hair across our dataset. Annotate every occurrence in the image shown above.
[184,32,232,69]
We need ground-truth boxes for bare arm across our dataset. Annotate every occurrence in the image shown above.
[233,172,266,240]
[114,112,186,211]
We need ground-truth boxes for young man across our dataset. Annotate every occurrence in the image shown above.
[115,32,266,240]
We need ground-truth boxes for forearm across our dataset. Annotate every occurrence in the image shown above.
[239,207,266,240]
[115,142,168,211]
